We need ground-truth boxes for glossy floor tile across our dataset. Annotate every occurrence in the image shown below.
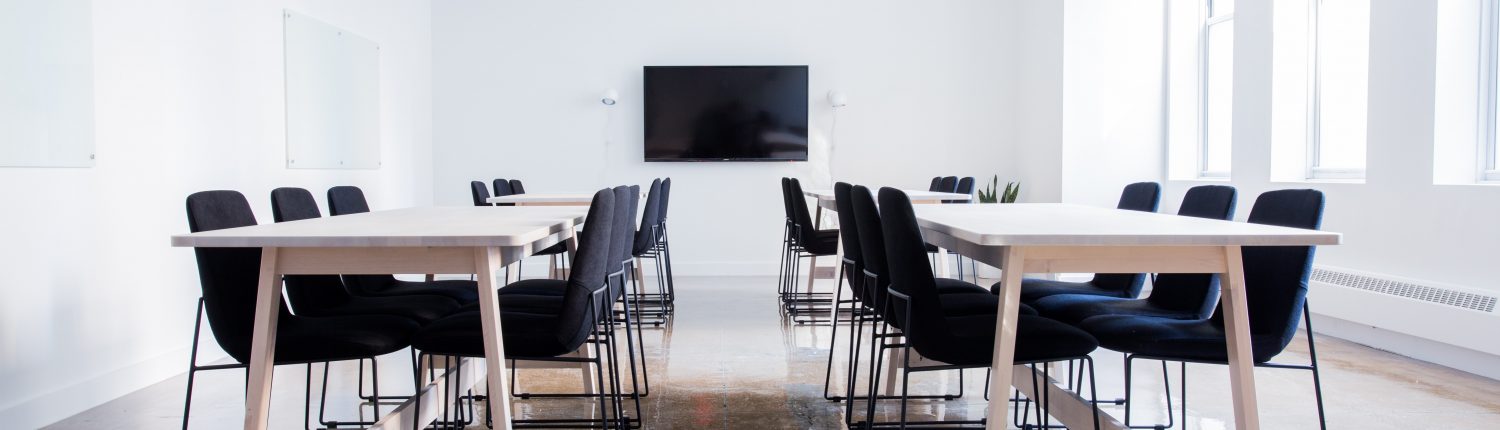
[47,276,1500,429]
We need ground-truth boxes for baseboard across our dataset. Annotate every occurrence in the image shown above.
[0,345,210,429]
[1312,314,1500,381]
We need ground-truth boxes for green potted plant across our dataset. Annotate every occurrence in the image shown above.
[976,175,1020,203]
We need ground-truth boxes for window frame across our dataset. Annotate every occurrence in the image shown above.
[1305,0,1369,181]
[1482,0,1500,182]
[1197,0,1234,179]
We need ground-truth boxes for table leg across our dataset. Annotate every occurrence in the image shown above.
[805,205,822,295]
[474,247,516,430]
[984,246,1025,429]
[935,246,952,278]
[243,247,282,430]
[1220,246,1261,430]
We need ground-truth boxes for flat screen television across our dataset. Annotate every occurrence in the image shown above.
[644,65,809,162]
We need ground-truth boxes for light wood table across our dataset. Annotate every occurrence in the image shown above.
[488,191,645,207]
[914,203,1341,430]
[171,206,590,430]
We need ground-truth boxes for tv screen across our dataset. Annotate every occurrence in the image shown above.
[644,66,809,162]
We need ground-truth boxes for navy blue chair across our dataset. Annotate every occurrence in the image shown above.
[868,187,1101,429]
[327,186,480,305]
[1079,189,1327,429]
[491,179,515,206]
[469,181,491,207]
[928,177,943,191]
[271,188,461,324]
[1030,185,1237,324]
[180,190,419,430]
[779,178,838,317]
[837,184,1044,427]
[410,189,617,429]
[938,176,958,193]
[996,181,1162,302]
[509,179,526,194]
[326,186,371,215]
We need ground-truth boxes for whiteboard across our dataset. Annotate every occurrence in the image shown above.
[284,10,380,169]
[0,0,95,167]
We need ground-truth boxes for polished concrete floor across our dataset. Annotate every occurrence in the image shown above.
[48,276,1500,429]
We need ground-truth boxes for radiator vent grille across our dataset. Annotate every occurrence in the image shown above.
[1312,268,1496,313]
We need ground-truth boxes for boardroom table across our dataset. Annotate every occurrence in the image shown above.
[488,190,646,207]
[912,203,1341,430]
[171,206,590,430]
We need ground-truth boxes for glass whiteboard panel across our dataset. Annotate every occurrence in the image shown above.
[284,10,380,169]
[0,0,95,167]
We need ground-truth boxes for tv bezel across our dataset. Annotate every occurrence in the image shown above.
[642,65,810,162]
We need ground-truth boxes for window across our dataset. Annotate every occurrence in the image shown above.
[1485,0,1500,181]
[1199,0,1235,178]
[1306,0,1370,179]
[1168,0,1235,180]
[1433,0,1499,184]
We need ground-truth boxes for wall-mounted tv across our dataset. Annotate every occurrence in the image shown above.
[644,65,809,162]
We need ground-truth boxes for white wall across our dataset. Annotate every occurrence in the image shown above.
[432,0,1023,275]
[0,1,433,427]
[1060,0,1166,206]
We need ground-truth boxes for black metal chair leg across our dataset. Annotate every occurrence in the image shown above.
[1304,302,1329,430]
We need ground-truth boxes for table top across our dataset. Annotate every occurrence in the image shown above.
[171,206,588,248]
[915,203,1341,247]
[803,188,972,202]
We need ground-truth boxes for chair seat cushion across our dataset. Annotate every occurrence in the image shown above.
[297,294,461,324]
[800,229,839,255]
[1030,294,1199,325]
[935,278,989,295]
[938,292,1039,316]
[411,310,577,358]
[917,314,1098,366]
[347,275,479,305]
[452,279,571,314]
[1078,315,1285,363]
[246,315,419,365]
[498,278,568,296]
[990,277,1129,303]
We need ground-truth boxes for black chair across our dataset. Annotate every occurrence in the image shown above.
[327,185,371,215]
[271,188,461,323]
[840,184,1044,428]
[509,179,526,194]
[470,181,492,207]
[1079,189,1328,430]
[654,178,676,309]
[868,187,1101,429]
[779,178,838,317]
[927,177,943,191]
[996,181,1163,303]
[1030,185,1238,325]
[180,190,420,430]
[326,186,480,305]
[492,179,515,206]
[631,179,673,321]
[945,176,975,204]
[270,187,463,422]
[410,189,618,429]
[938,176,958,193]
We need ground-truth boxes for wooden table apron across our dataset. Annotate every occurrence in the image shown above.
[173,207,584,430]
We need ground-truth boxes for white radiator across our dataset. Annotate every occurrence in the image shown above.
[1308,265,1500,357]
